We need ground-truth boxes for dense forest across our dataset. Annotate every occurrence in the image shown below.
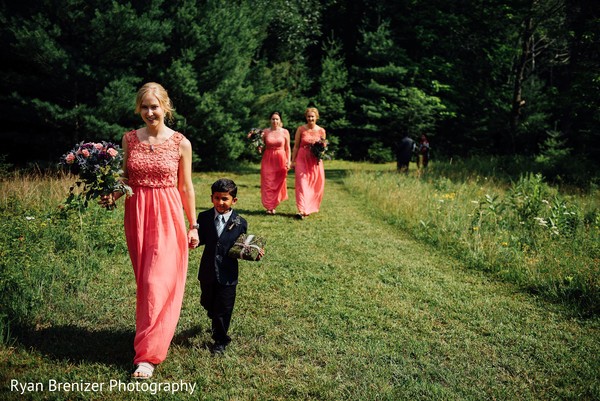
[1,0,598,185]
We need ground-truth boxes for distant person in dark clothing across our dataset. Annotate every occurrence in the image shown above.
[396,135,415,172]
[417,134,430,168]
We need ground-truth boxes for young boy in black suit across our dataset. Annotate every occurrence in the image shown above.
[196,178,252,353]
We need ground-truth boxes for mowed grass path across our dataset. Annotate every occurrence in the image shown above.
[2,163,599,400]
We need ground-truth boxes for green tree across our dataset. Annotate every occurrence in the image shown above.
[1,0,170,163]
[0,0,597,183]
[164,0,266,168]
[350,20,446,165]
[509,0,567,153]
[314,35,350,158]
[559,0,600,168]
[404,0,516,155]
[248,0,321,139]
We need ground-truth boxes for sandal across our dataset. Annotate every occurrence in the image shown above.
[131,362,154,380]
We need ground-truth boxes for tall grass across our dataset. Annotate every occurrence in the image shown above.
[1,163,599,400]
[343,163,600,314]
[0,171,128,334]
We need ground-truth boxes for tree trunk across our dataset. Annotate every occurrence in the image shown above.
[509,13,535,153]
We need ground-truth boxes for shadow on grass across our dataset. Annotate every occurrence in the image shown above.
[234,208,301,219]
[171,326,213,351]
[12,324,134,368]
[171,326,204,346]
[324,169,350,182]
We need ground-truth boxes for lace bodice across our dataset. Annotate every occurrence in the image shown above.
[263,128,287,149]
[125,130,183,188]
[299,126,326,147]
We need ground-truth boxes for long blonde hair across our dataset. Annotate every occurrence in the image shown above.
[135,82,175,123]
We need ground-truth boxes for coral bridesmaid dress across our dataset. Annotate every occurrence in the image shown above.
[295,126,325,215]
[123,130,188,365]
[260,128,289,211]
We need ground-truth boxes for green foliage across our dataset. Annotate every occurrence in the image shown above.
[2,165,599,400]
[1,0,172,161]
[366,141,394,164]
[350,20,447,164]
[0,0,598,181]
[504,173,583,247]
[0,154,12,180]
[344,164,600,314]
[536,130,572,165]
[316,35,350,132]
[266,0,322,59]
[533,129,578,185]
[0,196,127,329]
[508,173,553,228]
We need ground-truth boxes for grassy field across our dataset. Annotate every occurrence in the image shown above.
[1,161,599,400]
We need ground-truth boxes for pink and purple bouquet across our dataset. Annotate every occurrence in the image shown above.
[60,141,132,210]
[247,128,265,154]
[310,138,331,161]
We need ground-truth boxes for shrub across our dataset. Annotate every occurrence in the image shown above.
[367,141,394,164]
[0,174,127,340]
[343,167,600,314]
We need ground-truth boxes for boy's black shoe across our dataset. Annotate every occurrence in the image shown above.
[212,343,226,354]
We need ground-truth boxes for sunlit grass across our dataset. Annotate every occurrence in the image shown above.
[1,170,71,211]
[1,161,599,400]
[343,165,600,313]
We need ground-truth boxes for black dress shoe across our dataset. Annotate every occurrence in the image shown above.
[212,343,226,354]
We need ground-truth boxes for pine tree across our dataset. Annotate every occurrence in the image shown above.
[350,20,445,164]
[1,0,171,163]
[315,35,350,158]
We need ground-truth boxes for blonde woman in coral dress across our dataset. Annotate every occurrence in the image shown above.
[102,83,199,379]
[260,111,291,215]
[291,107,326,219]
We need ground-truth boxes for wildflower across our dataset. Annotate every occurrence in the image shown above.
[246,128,264,154]
[310,138,331,160]
[60,141,132,211]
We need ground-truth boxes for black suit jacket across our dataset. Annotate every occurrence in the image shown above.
[197,208,247,285]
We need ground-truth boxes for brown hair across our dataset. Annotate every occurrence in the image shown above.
[270,111,283,126]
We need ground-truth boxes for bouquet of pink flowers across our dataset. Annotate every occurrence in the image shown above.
[310,138,331,160]
[247,128,265,154]
[60,141,132,210]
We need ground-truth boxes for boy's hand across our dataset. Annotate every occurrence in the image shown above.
[188,229,199,249]
[256,248,265,261]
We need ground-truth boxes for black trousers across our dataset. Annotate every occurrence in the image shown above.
[200,282,237,345]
